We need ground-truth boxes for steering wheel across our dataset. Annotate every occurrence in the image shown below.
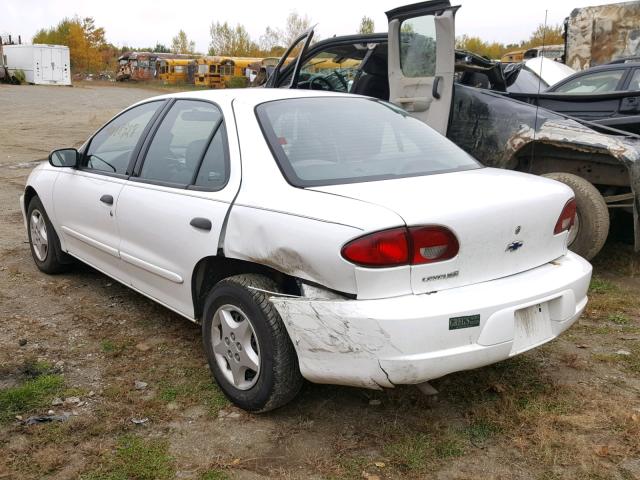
[330,70,349,91]
[309,74,334,90]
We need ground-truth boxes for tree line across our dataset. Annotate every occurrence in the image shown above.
[32,14,564,73]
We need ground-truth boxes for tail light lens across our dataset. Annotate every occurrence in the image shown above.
[554,198,577,235]
[341,227,409,267]
[409,226,460,264]
[341,226,458,268]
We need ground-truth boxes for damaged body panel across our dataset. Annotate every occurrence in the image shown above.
[271,252,591,389]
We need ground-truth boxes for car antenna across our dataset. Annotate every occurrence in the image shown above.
[531,9,548,169]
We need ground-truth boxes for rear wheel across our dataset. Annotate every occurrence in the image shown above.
[201,274,303,412]
[27,196,72,274]
[543,172,609,260]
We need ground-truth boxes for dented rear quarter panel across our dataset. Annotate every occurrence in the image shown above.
[224,94,413,297]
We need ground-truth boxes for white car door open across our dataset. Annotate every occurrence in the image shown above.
[116,99,240,319]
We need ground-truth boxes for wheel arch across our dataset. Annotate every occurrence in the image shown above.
[191,253,301,322]
[509,141,631,189]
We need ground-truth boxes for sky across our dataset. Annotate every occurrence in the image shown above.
[4,0,614,52]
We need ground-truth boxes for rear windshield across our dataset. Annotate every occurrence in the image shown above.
[255,97,480,187]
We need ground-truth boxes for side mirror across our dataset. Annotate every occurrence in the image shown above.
[48,148,79,168]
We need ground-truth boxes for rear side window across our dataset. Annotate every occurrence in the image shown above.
[139,100,227,188]
[553,69,625,94]
[256,97,479,187]
[85,101,161,175]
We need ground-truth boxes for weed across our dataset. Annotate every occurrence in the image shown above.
[608,313,631,325]
[81,435,174,480]
[589,278,617,294]
[200,470,230,480]
[0,374,64,421]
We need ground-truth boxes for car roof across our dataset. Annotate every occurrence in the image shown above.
[137,88,357,107]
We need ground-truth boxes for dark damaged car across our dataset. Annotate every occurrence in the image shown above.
[259,0,640,260]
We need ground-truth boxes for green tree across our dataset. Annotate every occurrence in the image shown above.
[171,30,195,54]
[153,43,170,53]
[208,22,259,56]
[358,16,375,34]
[33,16,107,72]
[522,24,564,49]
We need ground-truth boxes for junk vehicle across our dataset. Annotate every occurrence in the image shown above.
[157,58,196,85]
[2,44,71,85]
[261,0,640,260]
[21,88,590,411]
[565,1,640,70]
[501,44,564,64]
[510,60,640,135]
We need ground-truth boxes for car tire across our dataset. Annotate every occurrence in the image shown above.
[543,172,609,260]
[202,274,303,412]
[27,196,73,274]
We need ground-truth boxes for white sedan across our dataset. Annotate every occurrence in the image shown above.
[20,89,592,411]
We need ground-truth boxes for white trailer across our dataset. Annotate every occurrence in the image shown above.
[3,44,71,85]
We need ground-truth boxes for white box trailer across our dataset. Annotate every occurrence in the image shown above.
[3,44,71,85]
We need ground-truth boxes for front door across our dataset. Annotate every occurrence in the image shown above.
[116,99,240,319]
[386,0,458,135]
[52,101,165,281]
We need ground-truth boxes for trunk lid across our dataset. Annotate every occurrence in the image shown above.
[311,167,573,294]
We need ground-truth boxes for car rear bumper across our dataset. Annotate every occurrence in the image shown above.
[270,252,592,389]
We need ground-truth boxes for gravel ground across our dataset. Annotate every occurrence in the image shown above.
[0,83,639,480]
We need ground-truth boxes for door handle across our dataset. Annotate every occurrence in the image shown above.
[100,194,114,205]
[190,217,212,231]
[432,76,442,100]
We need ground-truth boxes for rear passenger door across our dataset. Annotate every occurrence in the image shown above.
[116,99,240,319]
[386,0,458,134]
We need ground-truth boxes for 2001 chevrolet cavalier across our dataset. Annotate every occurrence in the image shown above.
[21,88,592,411]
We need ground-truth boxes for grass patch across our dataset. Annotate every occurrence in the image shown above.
[0,374,64,421]
[199,470,230,480]
[589,278,617,294]
[383,431,465,473]
[464,418,502,444]
[608,313,631,325]
[157,367,228,415]
[82,435,174,480]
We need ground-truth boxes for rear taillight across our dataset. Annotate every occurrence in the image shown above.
[341,227,409,267]
[341,226,458,268]
[409,226,460,264]
[554,198,577,235]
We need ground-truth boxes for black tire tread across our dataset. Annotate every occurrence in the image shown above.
[27,196,72,274]
[543,172,609,260]
[205,274,303,412]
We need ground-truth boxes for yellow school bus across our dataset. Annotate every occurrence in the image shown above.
[156,58,195,84]
[195,56,221,88]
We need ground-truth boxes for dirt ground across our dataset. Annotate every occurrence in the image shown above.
[1,83,639,480]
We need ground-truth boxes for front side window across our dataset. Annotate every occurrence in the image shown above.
[299,45,368,93]
[256,97,479,187]
[400,15,437,77]
[84,101,161,175]
[554,70,625,94]
[139,100,227,187]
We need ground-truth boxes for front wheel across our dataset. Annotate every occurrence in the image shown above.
[202,274,303,412]
[543,172,609,260]
[27,196,72,274]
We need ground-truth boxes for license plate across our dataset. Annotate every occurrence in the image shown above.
[511,302,553,354]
